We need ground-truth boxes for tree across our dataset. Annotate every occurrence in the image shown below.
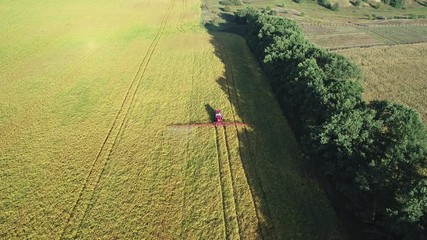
[390,0,405,8]
[236,9,427,238]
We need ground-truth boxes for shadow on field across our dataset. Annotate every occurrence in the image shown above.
[209,33,277,238]
[208,31,283,239]
[206,29,350,239]
[204,104,216,122]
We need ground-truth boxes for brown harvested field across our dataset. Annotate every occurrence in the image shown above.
[304,25,427,49]
[337,43,427,124]
[304,25,384,48]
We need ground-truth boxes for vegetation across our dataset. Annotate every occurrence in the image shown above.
[220,0,243,6]
[389,0,406,8]
[236,8,427,239]
[355,0,362,7]
[304,25,427,49]
[338,43,427,125]
[318,0,340,11]
[0,0,346,239]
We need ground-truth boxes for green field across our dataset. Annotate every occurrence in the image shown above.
[0,0,345,239]
[338,43,427,124]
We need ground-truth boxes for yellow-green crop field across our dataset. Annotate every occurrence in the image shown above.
[338,43,427,124]
[1,0,345,239]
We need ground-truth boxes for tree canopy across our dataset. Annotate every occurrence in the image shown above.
[236,8,427,239]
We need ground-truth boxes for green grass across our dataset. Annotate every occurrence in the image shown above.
[1,0,346,239]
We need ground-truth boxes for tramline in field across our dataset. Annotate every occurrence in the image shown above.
[170,109,249,128]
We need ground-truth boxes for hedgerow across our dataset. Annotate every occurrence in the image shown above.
[236,8,427,239]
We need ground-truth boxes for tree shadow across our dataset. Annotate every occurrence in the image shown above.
[204,12,249,37]
[209,35,278,238]
[200,6,361,239]
[205,28,354,238]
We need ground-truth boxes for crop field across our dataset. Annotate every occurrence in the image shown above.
[338,43,427,124]
[303,25,384,49]
[0,0,345,239]
[207,0,427,25]
[201,0,427,50]
[304,25,427,49]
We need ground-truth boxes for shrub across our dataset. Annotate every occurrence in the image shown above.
[331,2,340,10]
[409,14,418,19]
[367,14,376,20]
[223,5,232,12]
[220,0,243,6]
[390,0,405,8]
[319,0,332,8]
[355,0,362,6]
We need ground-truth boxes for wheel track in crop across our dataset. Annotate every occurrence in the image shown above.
[216,37,261,239]
[216,35,278,240]
[214,126,231,239]
[221,126,243,240]
[177,0,187,32]
[214,126,242,240]
[59,0,176,239]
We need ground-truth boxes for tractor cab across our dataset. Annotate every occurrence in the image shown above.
[215,109,223,123]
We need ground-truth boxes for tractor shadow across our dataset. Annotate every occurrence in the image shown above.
[204,104,216,122]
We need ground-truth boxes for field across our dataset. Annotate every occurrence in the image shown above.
[201,0,427,49]
[201,0,426,123]
[0,0,346,239]
[203,0,427,24]
[304,25,427,49]
[338,43,427,124]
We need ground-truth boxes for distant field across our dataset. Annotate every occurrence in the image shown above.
[304,25,427,49]
[366,25,427,43]
[338,43,427,124]
[201,0,427,49]
[0,0,346,239]
[236,0,427,24]
[304,25,384,48]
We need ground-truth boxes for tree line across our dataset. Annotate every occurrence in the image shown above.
[235,8,427,239]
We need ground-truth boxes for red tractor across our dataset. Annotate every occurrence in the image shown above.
[214,109,224,125]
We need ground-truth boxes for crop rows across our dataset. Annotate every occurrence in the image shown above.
[1,0,349,238]
[59,0,176,238]
[177,0,187,32]
[215,35,279,239]
[214,126,241,239]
